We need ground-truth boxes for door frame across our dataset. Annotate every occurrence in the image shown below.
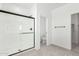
[46,18,49,46]
[39,16,48,46]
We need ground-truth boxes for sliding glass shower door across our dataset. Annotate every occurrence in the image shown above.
[0,10,35,55]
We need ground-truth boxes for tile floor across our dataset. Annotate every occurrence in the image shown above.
[14,44,79,56]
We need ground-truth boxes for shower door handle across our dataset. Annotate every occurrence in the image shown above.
[30,28,32,31]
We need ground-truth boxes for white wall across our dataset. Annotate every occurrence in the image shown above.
[31,4,40,49]
[33,3,66,47]
[52,4,79,50]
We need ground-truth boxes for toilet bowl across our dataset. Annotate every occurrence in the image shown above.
[41,35,46,45]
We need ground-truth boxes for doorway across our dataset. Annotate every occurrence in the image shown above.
[71,13,79,50]
[40,16,48,47]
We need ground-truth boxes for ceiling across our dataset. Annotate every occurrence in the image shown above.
[1,3,35,9]
[1,3,67,10]
[14,3,67,11]
[13,3,35,9]
[37,3,68,11]
[37,3,68,17]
